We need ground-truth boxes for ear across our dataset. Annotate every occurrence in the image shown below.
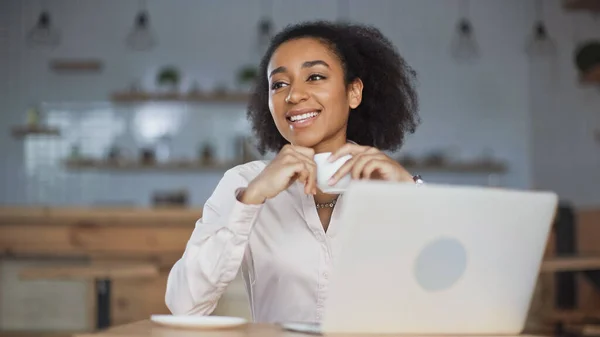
[347,78,364,110]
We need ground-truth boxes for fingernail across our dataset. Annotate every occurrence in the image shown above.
[328,178,335,185]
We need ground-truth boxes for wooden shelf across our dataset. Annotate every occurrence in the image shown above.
[564,0,600,12]
[402,162,507,174]
[63,159,237,172]
[546,310,600,324]
[540,255,600,272]
[11,125,61,138]
[63,159,506,174]
[50,59,103,73]
[110,91,249,104]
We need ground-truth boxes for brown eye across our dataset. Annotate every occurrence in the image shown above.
[307,74,326,81]
[271,81,287,90]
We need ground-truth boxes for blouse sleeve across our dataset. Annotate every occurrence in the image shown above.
[165,165,264,315]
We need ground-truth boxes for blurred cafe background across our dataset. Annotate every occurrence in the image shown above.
[0,0,599,335]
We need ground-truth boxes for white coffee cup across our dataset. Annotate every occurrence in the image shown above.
[313,152,353,193]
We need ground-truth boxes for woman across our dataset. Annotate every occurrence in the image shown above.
[165,20,420,324]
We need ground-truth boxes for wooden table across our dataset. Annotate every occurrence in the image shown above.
[73,319,545,337]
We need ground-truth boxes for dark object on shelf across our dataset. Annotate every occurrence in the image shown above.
[422,152,446,166]
[575,41,600,74]
[107,146,122,162]
[238,136,260,163]
[70,144,82,160]
[140,148,155,165]
[398,154,417,167]
[200,143,215,165]
[152,189,188,207]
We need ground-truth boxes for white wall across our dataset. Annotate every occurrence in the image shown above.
[1,0,580,207]
[530,1,600,209]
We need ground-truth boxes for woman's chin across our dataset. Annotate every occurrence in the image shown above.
[291,142,321,150]
[288,136,323,149]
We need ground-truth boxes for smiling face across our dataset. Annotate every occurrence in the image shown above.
[267,37,363,153]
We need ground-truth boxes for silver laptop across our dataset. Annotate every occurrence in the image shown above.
[282,181,558,335]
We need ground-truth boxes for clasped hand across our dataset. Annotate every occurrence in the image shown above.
[326,143,414,186]
[242,143,413,204]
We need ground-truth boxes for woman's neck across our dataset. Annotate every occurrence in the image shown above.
[314,189,339,204]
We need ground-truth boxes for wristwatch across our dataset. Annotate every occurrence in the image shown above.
[413,174,424,185]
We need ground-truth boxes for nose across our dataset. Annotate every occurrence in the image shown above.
[284,83,309,104]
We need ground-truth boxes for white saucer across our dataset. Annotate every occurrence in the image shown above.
[281,322,321,335]
[150,315,248,330]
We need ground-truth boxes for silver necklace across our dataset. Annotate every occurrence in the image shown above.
[316,196,339,209]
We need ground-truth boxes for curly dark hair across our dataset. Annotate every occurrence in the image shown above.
[247,20,420,155]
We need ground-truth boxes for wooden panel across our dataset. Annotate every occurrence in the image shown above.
[0,259,90,331]
[0,207,202,226]
[0,208,202,332]
[19,263,159,281]
[577,208,600,254]
[111,271,171,326]
[0,224,193,257]
[0,206,198,258]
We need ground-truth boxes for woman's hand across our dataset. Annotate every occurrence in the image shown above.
[240,145,317,205]
[327,143,413,186]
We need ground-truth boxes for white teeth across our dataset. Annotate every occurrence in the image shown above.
[289,112,319,122]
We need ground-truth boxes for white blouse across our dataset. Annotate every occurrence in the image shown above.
[165,160,350,324]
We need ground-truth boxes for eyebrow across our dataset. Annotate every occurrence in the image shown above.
[268,60,330,78]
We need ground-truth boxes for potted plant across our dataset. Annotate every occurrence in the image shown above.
[237,65,258,91]
[156,66,180,93]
